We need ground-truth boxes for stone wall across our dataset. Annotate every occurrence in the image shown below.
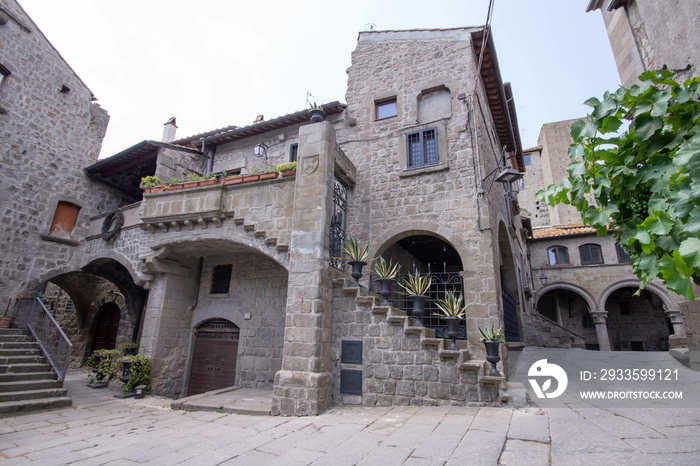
[0,0,133,305]
[192,253,287,389]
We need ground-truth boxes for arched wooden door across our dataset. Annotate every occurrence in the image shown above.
[187,319,240,396]
[91,302,120,352]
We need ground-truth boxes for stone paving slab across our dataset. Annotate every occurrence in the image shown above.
[1,369,700,464]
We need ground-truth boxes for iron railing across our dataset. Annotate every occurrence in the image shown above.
[329,175,348,270]
[14,297,73,382]
[502,288,521,341]
[370,272,465,339]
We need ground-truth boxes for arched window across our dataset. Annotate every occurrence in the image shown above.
[579,244,603,265]
[547,246,569,266]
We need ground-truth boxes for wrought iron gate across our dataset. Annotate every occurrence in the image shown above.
[329,175,347,270]
[502,288,520,341]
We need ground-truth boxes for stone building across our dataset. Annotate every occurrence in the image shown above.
[1,9,533,415]
[519,120,689,356]
[586,0,700,87]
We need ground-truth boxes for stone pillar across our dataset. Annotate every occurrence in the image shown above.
[589,311,611,351]
[272,121,337,416]
[139,257,195,398]
[678,295,700,370]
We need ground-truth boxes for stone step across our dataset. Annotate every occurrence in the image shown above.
[233,217,245,225]
[421,337,442,350]
[343,286,360,296]
[460,359,485,373]
[439,349,461,361]
[0,379,62,393]
[404,325,423,336]
[0,397,72,417]
[1,363,52,374]
[357,296,377,307]
[371,305,389,317]
[243,224,255,232]
[0,371,56,383]
[276,244,289,253]
[265,237,277,247]
[0,329,28,336]
[0,355,46,365]
[0,348,42,357]
[0,334,34,343]
[0,388,68,403]
[0,342,40,350]
[254,230,266,239]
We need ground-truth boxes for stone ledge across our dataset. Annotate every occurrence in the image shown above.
[39,234,79,247]
[480,375,506,389]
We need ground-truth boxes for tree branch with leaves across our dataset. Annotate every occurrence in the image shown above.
[538,70,700,300]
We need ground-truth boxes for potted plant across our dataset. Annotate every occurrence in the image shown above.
[399,270,432,326]
[168,177,184,190]
[342,237,370,287]
[308,102,327,123]
[223,174,243,185]
[199,172,218,187]
[118,354,151,397]
[183,173,202,188]
[140,176,165,193]
[86,348,120,388]
[277,161,297,177]
[259,164,280,180]
[434,291,469,349]
[479,323,505,376]
[241,166,260,182]
[373,256,400,306]
[120,341,138,356]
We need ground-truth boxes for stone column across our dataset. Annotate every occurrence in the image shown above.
[589,311,611,351]
[665,308,687,338]
[272,121,337,416]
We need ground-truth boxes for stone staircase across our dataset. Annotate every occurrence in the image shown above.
[0,328,72,417]
[333,279,505,406]
[520,312,586,349]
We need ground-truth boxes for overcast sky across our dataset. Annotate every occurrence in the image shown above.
[19,0,620,158]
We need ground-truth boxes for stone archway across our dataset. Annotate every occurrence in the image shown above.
[537,288,599,349]
[605,287,672,351]
[374,232,465,338]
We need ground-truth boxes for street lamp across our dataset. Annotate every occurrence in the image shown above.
[539,272,549,287]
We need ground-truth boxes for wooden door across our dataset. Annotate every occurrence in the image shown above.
[91,302,120,352]
[187,319,239,396]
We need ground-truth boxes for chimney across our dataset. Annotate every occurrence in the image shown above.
[162,117,177,142]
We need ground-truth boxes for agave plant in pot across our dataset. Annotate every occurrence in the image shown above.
[434,291,468,350]
[373,256,400,306]
[342,237,370,287]
[479,323,505,377]
[399,270,431,326]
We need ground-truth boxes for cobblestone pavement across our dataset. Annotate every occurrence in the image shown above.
[1,370,699,465]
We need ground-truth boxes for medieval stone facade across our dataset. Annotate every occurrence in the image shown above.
[3,3,533,416]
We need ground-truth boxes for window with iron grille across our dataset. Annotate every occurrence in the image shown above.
[615,243,631,263]
[290,143,298,163]
[406,128,438,169]
[210,264,233,294]
[329,176,347,270]
[547,246,569,266]
[579,244,603,265]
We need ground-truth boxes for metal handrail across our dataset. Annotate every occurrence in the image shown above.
[15,297,73,382]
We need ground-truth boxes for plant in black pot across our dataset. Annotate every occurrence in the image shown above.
[342,237,370,287]
[479,323,506,377]
[120,341,138,356]
[434,291,468,350]
[399,270,432,326]
[373,256,400,306]
[308,102,327,123]
[86,349,120,388]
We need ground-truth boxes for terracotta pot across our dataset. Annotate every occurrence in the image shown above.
[182,181,199,189]
[0,316,12,328]
[223,177,243,185]
[280,170,296,177]
[199,179,218,187]
[168,183,184,190]
[241,174,260,183]
[259,172,279,180]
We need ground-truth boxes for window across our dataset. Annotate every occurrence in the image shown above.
[0,64,9,92]
[50,201,80,237]
[210,265,233,295]
[547,246,569,266]
[615,243,631,263]
[406,128,438,169]
[579,244,603,265]
[375,98,396,120]
[523,153,532,166]
[289,143,298,163]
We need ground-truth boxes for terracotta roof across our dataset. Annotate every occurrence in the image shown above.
[523,146,542,153]
[531,224,598,239]
[172,102,346,148]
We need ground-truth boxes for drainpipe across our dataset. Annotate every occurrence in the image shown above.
[205,144,217,175]
[186,257,204,312]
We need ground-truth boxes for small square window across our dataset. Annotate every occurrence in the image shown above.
[376,99,397,120]
[523,153,532,166]
[210,265,233,295]
[289,143,298,163]
[406,128,438,169]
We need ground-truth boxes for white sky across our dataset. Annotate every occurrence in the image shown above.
[18,0,620,159]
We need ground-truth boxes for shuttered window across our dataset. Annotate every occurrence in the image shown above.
[579,244,603,265]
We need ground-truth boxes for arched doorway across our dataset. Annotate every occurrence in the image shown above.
[605,287,670,351]
[374,234,464,338]
[187,318,240,396]
[90,302,120,352]
[537,288,598,349]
